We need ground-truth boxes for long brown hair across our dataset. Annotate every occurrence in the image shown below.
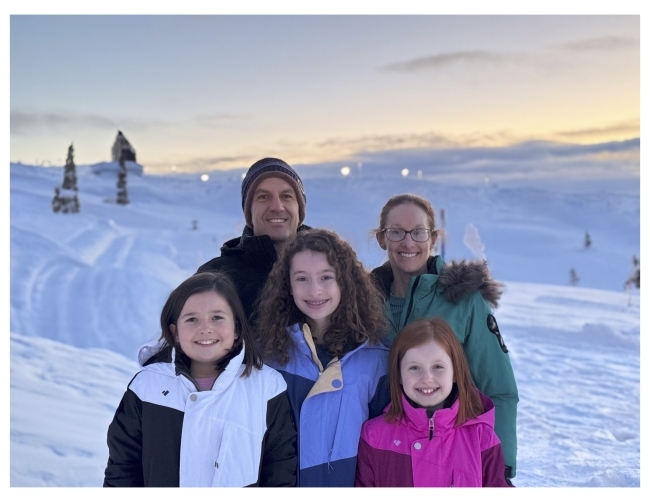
[159,271,263,377]
[254,228,386,364]
[386,317,483,426]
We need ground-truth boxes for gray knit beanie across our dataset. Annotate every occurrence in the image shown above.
[241,158,306,229]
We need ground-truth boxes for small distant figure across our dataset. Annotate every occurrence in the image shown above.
[192,220,198,230]
[52,187,63,213]
[569,268,579,286]
[624,255,640,290]
[584,232,592,249]
[71,193,80,213]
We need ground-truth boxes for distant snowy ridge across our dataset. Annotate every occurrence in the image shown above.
[90,160,143,176]
[10,162,639,358]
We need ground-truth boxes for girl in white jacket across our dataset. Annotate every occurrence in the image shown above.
[103,271,297,487]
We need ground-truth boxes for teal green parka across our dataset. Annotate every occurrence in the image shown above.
[371,255,519,479]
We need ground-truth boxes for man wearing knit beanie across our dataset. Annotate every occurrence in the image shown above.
[241,157,306,248]
[197,157,310,320]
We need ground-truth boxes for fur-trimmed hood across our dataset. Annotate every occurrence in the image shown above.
[371,255,503,309]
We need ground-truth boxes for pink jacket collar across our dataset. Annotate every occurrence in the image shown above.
[399,391,496,437]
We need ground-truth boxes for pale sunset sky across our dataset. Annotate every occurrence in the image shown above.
[8,4,642,174]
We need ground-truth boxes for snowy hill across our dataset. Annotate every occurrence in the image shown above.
[9,146,640,488]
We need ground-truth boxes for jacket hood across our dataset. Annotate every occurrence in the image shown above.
[283,323,388,402]
[137,339,247,391]
[372,255,502,308]
[137,339,167,368]
[401,391,495,437]
[288,322,388,356]
[439,259,502,308]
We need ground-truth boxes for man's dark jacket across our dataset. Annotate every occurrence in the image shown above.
[197,225,311,320]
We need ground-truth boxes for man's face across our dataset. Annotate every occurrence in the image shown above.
[250,177,300,244]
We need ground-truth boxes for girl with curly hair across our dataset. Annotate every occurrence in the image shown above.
[255,228,389,487]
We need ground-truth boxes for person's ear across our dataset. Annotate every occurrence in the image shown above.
[376,231,387,250]
[430,230,438,252]
[170,324,177,341]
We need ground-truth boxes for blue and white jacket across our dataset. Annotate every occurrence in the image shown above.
[265,323,390,487]
[103,341,297,487]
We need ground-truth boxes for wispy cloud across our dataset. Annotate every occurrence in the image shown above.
[313,130,523,158]
[554,36,638,52]
[316,131,459,151]
[379,51,527,73]
[148,155,251,172]
[11,111,115,135]
[10,111,169,136]
[379,35,637,74]
[556,120,639,140]
[344,138,640,181]
[195,113,251,129]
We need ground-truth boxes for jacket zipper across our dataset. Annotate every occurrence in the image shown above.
[403,276,421,327]
[429,416,435,440]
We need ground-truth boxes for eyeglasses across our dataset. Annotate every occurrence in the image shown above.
[381,228,433,242]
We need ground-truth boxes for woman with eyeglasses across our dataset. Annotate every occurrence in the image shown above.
[370,193,519,485]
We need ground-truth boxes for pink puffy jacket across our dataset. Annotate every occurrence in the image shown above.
[355,392,511,487]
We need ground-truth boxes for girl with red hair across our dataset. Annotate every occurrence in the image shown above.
[355,317,512,487]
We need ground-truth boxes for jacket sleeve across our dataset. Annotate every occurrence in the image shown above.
[354,431,377,487]
[481,443,513,487]
[103,388,144,487]
[463,293,519,478]
[258,391,297,487]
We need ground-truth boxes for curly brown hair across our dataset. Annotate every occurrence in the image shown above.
[254,228,387,364]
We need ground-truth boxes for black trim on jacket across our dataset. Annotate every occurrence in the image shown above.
[104,348,297,487]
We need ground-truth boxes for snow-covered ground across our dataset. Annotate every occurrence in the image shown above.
[9,143,641,489]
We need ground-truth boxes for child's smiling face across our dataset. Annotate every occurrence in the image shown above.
[289,250,341,340]
[170,291,238,379]
[400,339,454,410]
